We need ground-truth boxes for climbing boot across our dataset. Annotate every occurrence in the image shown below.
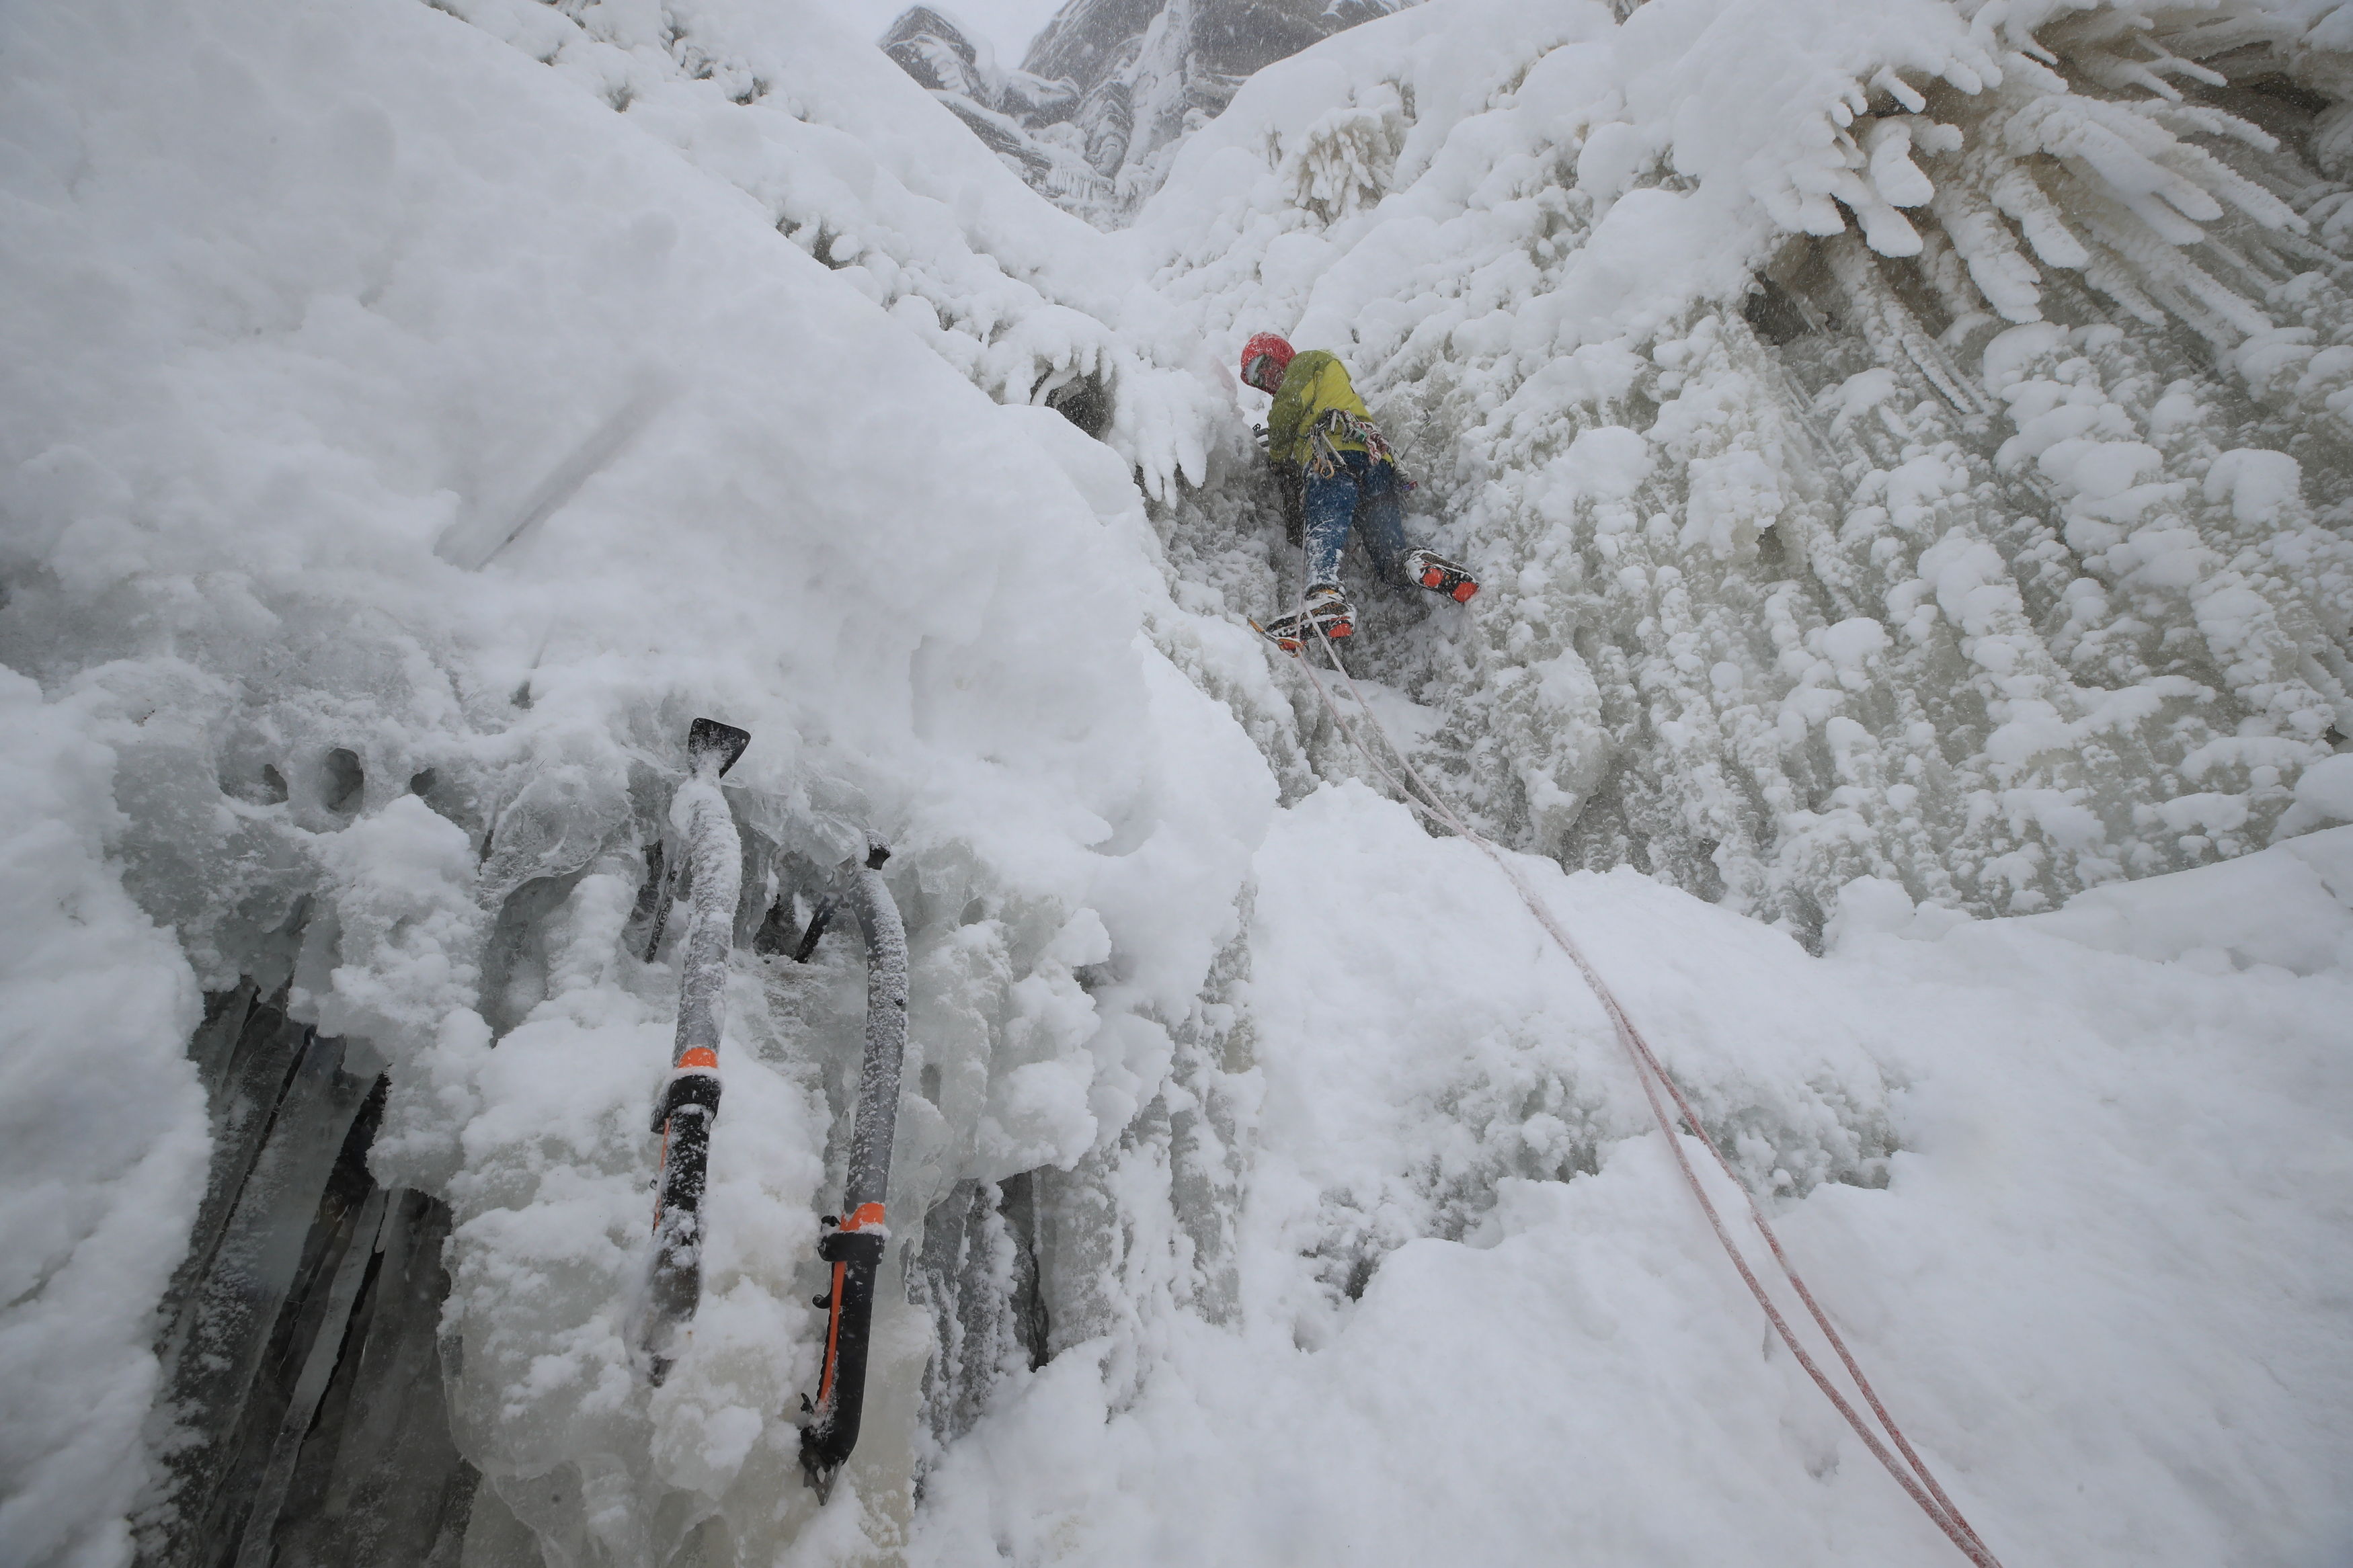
[1259,585,1355,652]
[1406,549,1480,603]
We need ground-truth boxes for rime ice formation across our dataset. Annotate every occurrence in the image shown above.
[1136,0,2353,929]
[2,1,2351,1567]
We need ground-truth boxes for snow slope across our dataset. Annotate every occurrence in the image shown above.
[910,795,2353,1567]
[0,0,2349,1565]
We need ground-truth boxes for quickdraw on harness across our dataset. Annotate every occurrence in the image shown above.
[1306,407,1415,489]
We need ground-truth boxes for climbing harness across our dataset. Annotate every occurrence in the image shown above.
[1274,614,2007,1568]
[792,834,910,1495]
[1306,407,1413,485]
[637,717,751,1385]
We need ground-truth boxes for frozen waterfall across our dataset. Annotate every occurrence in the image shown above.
[2,1,2350,1566]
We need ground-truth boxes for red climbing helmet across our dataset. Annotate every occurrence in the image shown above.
[1240,332,1294,393]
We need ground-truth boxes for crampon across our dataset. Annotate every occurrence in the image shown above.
[1253,585,1355,652]
[1405,549,1479,603]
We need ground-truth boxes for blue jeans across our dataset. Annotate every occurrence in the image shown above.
[1302,449,1408,587]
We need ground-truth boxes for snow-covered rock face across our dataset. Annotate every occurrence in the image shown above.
[409,0,1235,499]
[889,0,1417,223]
[1138,0,2353,929]
[1,0,1262,1558]
[877,7,1119,223]
[1026,0,1418,219]
[5,0,2353,1565]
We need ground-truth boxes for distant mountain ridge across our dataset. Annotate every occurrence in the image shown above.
[881,0,1412,225]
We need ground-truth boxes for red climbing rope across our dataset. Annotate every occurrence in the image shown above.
[1281,609,2005,1568]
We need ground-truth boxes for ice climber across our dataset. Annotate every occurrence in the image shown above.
[1240,332,1478,651]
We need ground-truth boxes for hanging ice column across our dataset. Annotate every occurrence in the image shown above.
[637,718,749,1385]
[793,833,910,1492]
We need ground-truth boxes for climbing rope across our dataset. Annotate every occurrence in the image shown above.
[1279,605,2006,1568]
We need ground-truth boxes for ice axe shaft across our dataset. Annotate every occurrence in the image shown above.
[637,718,747,1384]
[797,832,906,1491]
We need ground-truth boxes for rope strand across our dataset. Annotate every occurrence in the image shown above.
[1279,614,2003,1568]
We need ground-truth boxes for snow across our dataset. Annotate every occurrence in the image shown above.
[837,0,1067,58]
[2,0,1248,1548]
[2,0,2352,1563]
[2292,751,2353,821]
[668,774,744,1073]
[911,795,2353,1566]
[0,672,207,1568]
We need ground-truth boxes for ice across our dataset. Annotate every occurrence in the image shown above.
[1132,0,2353,925]
[4,0,2353,1563]
[0,672,208,1568]
[666,775,746,1074]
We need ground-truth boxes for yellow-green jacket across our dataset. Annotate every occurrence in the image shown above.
[1266,350,1372,469]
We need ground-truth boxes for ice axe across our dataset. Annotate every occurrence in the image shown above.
[636,716,749,1385]
[687,716,751,778]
